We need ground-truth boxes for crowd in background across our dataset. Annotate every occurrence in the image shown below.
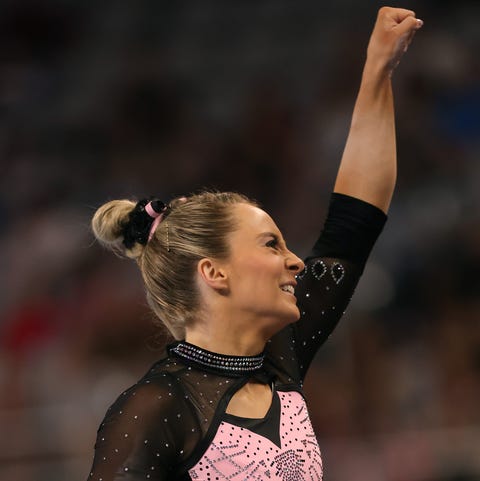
[1,1,479,480]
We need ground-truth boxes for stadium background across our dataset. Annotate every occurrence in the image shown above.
[1,1,479,480]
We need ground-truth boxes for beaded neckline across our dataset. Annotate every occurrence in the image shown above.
[169,341,265,377]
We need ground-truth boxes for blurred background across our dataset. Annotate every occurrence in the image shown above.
[1,0,479,480]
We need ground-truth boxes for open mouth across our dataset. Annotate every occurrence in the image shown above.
[280,285,295,295]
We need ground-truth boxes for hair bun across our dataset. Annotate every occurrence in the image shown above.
[122,198,167,249]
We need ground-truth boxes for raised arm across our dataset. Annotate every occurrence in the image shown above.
[334,7,423,214]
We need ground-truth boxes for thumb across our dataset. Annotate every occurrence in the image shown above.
[394,15,423,37]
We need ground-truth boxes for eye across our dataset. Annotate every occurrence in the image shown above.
[266,237,279,249]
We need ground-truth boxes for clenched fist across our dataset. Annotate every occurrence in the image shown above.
[366,7,423,76]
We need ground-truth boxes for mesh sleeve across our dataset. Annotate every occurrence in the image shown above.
[86,374,196,481]
[266,193,387,381]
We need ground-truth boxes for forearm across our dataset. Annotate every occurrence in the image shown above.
[333,7,423,215]
[334,65,396,214]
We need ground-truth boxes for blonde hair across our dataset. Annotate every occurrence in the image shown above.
[91,191,257,339]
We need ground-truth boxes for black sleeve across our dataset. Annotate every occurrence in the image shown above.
[86,375,195,481]
[310,192,387,268]
[266,193,387,381]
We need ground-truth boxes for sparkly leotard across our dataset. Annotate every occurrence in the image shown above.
[88,193,386,481]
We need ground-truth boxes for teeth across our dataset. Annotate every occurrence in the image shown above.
[281,285,294,294]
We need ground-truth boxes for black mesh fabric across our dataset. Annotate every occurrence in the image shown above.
[87,193,386,481]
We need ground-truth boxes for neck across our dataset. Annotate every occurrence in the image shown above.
[185,319,268,357]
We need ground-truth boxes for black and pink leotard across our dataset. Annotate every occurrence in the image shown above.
[87,193,386,481]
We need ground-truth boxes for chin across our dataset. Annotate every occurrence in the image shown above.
[282,307,301,325]
[290,303,301,321]
[290,310,301,323]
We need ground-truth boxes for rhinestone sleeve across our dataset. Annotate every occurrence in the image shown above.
[266,194,387,381]
[87,373,199,481]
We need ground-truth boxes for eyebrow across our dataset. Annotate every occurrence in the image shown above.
[258,232,279,239]
[258,232,285,244]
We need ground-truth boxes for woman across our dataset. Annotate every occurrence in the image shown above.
[88,8,423,480]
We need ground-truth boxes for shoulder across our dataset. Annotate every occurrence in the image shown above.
[103,363,188,427]
[91,364,193,478]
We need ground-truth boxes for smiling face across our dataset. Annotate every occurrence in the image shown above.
[220,203,305,335]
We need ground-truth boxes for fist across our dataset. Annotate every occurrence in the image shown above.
[367,7,423,75]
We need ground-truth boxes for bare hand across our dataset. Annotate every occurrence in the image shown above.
[366,7,423,76]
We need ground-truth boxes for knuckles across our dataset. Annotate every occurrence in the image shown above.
[378,6,415,16]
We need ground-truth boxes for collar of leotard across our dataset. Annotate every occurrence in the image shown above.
[169,341,265,377]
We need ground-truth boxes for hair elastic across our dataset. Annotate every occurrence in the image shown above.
[145,201,167,242]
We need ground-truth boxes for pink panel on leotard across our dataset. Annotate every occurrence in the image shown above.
[188,391,323,480]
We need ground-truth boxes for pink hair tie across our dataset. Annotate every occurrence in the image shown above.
[145,201,166,242]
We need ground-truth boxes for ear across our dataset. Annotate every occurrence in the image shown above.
[197,258,229,293]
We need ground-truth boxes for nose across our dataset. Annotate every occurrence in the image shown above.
[286,250,305,273]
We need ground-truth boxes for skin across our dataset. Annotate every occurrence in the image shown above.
[188,7,423,418]
[188,204,305,418]
[189,203,304,353]
[334,7,423,213]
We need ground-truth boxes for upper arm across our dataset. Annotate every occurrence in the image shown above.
[266,255,362,381]
[266,193,387,381]
[291,255,362,377]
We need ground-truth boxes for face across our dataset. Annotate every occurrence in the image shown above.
[221,203,305,334]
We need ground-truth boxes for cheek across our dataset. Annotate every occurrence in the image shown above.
[234,256,279,286]
[245,258,283,291]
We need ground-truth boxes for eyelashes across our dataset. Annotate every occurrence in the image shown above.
[266,237,279,249]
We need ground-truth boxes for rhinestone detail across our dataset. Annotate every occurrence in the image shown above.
[331,262,345,284]
[311,259,327,280]
[170,341,264,377]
